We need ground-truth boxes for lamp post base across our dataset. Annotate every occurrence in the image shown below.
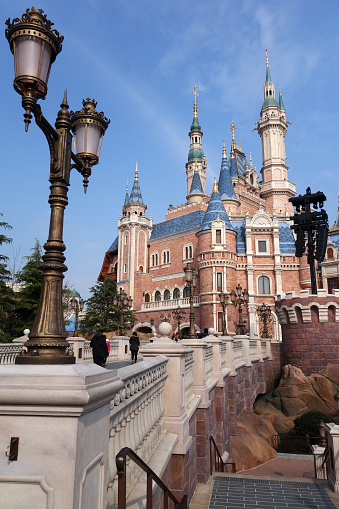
[16,353,75,365]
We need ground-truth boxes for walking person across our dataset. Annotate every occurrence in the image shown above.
[129,331,140,364]
[90,330,109,367]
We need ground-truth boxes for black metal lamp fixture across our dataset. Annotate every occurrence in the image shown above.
[184,262,198,338]
[218,291,229,336]
[70,296,84,338]
[5,7,110,364]
[230,284,249,335]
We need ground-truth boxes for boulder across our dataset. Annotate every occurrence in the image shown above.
[229,410,278,471]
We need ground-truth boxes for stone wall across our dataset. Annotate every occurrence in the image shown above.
[275,289,339,375]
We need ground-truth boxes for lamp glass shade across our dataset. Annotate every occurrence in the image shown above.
[192,272,197,287]
[74,123,102,158]
[79,299,84,311]
[113,297,118,306]
[70,297,76,310]
[184,264,193,282]
[236,284,242,296]
[243,290,249,303]
[15,35,52,91]
[219,292,225,304]
[230,290,236,303]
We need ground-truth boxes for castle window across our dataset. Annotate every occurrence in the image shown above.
[123,264,127,273]
[327,248,334,259]
[164,289,170,300]
[183,286,190,298]
[139,265,144,272]
[184,243,193,260]
[217,272,223,292]
[217,312,223,333]
[328,277,339,294]
[124,235,128,244]
[155,291,161,301]
[258,241,267,253]
[151,252,159,267]
[258,275,270,294]
[162,249,170,264]
[195,136,197,143]
[216,230,221,244]
[144,292,150,303]
[173,288,180,300]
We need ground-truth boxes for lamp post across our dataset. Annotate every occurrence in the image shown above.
[218,291,229,336]
[184,262,198,338]
[257,303,272,339]
[230,284,249,335]
[113,289,133,336]
[70,296,84,337]
[172,306,186,340]
[6,8,110,364]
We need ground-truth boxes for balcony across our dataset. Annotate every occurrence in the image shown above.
[141,296,200,311]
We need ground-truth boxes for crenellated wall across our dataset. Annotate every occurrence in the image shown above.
[276,289,339,375]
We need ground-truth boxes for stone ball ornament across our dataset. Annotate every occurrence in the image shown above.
[158,321,172,338]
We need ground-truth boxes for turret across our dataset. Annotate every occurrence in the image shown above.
[218,140,240,214]
[256,50,295,214]
[186,85,207,196]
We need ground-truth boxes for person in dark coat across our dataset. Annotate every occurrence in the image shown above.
[90,331,109,367]
[129,331,140,364]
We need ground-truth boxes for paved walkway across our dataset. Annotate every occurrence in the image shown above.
[190,456,339,509]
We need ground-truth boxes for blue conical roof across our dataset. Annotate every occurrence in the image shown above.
[218,157,236,200]
[189,170,204,194]
[279,89,285,110]
[266,65,272,84]
[199,188,234,232]
[124,191,129,205]
[129,179,144,204]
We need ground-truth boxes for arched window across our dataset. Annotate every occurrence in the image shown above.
[258,275,270,294]
[184,243,193,260]
[151,252,159,267]
[327,248,334,259]
[183,286,190,298]
[155,291,161,302]
[162,250,170,264]
[164,289,170,300]
[173,288,180,300]
[144,292,150,303]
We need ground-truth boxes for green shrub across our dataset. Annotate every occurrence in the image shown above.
[293,411,333,437]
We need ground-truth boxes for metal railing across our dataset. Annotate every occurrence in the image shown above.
[116,447,187,509]
[209,436,236,475]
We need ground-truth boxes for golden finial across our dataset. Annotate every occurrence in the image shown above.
[194,161,198,172]
[230,121,236,159]
[266,49,269,68]
[212,177,219,194]
[249,152,253,167]
[135,162,138,181]
[126,176,129,192]
[192,84,200,118]
[222,140,227,159]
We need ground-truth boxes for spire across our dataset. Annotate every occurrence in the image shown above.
[279,87,285,110]
[124,177,129,205]
[190,84,202,131]
[199,182,234,232]
[218,145,237,200]
[265,49,272,84]
[188,163,204,195]
[230,121,236,158]
[222,139,227,159]
[129,162,144,204]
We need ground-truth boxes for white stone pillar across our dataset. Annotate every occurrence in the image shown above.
[326,423,339,493]
[0,364,124,509]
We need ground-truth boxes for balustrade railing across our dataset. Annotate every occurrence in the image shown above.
[142,296,200,310]
[107,357,168,508]
[0,344,23,364]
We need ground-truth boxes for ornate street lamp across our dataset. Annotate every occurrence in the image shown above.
[230,284,249,335]
[257,303,272,339]
[184,262,198,338]
[6,8,110,364]
[70,296,84,337]
[172,306,186,340]
[113,289,133,336]
[218,291,229,336]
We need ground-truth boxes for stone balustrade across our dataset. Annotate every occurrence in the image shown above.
[0,344,23,364]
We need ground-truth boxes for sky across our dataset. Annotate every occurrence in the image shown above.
[1,0,339,301]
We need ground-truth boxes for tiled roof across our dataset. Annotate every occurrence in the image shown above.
[129,179,144,204]
[329,233,339,246]
[232,221,246,253]
[189,171,204,194]
[199,191,234,232]
[218,158,236,200]
[229,157,237,178]
[278,223,296,253]
[108,235,119,252]
[235,154,247,177]
[150,210,206,240]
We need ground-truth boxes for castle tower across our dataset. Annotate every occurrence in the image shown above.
[186,85,207,196]
[118,164,152,300]
[218,140,240,214]
[187,162,205,203]
[256,50,295,214]
[197,179,237,332]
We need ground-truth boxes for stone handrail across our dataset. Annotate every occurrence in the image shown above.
[107,356,168,508]
[141,296,200,310]
[0,344,23,364]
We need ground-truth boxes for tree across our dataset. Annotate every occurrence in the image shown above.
[13,239,43,336]
[80,279,133,334]
[0,214,15,342]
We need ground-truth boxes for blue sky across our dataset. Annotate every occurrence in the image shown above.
[1,0,339,300]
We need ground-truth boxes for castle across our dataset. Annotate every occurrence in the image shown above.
[98,52,331,339]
